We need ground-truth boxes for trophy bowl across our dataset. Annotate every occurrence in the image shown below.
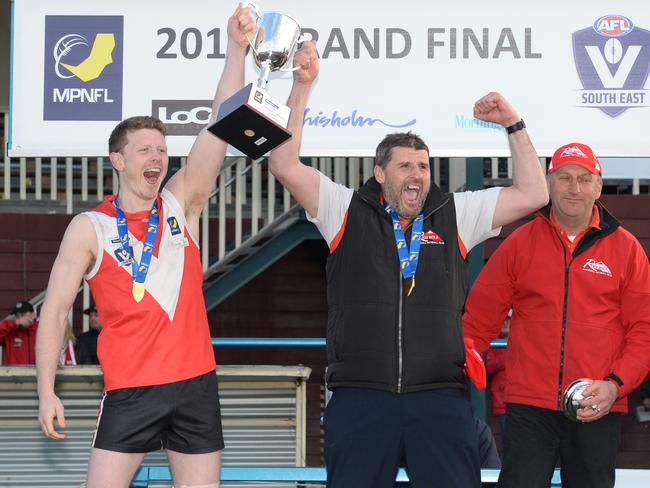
[251,11,302,74]
[562,379,592,421]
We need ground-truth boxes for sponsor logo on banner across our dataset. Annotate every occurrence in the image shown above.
[43,16,123,121]
[152,100,212,136]
[455,114,503,132]
[303,108,416,128]
[573,14,650,117]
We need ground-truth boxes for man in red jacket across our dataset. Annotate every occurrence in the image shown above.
[0,301,38,365]
[463,142,650,488]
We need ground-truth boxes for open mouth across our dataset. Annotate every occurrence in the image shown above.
[402,184,421,205]
[143,167,162,185]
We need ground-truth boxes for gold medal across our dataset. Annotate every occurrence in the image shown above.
[132,281,146,303]
[403,276,415,296]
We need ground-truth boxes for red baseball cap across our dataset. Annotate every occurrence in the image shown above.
[548,142,602,176]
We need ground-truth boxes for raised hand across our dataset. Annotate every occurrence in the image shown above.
[228,3,258,50]
[473,92,521,128]
[293,40,319,85]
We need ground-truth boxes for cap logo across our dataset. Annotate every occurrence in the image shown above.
[560,146,588,159]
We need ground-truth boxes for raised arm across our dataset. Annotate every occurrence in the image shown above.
[473,92,549,229]
[166,3,256,232]
[37,214,97,439]
[267,41,321,218]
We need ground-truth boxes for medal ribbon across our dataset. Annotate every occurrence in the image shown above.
[384,201,423,295]
[115,196,160,303]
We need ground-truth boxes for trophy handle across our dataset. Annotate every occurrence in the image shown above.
[241,0,263,57]
[279,34,309,72]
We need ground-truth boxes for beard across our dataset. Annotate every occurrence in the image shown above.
[382,179,428,219]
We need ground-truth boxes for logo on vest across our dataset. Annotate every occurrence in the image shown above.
[421,230,445,245]
[582,258,612,277]
[167,216,182,236]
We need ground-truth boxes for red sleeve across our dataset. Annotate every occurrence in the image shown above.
[0,319,17,342]
[610,238,650,397]
[462,236,517,354]
[486,349,506,375]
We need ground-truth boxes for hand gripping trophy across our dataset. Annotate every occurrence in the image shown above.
[209,1,306,159]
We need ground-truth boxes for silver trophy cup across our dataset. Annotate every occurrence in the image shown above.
[208,2,305,159]
[248,6,303,89]
[562,379,593,421]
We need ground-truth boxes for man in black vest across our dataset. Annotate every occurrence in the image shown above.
[268,41,549,488]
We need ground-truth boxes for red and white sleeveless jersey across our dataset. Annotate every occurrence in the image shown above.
[84,189,216,391]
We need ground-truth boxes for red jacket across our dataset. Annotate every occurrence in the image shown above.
[463,204,650,414]
[487,348,507,415]
[0,319,38,365]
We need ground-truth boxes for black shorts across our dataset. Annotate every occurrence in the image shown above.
[92,371,224,454]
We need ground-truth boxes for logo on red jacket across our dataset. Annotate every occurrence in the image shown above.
[582,258,612,277]
[421,230,445,245]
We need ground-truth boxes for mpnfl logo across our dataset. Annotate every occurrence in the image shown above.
[572,15,650,117]
[152,100,212,135]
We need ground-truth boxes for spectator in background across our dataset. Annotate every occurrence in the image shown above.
[76,305,100,365]
[59,319,77,366]
[0,301,38,365]
[486,309,510,436]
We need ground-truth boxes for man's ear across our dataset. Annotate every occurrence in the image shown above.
[374,164,385,184]
[595,176,603,200]
[109,151,125,172]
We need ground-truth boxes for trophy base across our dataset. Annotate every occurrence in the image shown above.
[209,83,292,159]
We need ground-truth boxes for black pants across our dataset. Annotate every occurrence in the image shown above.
[498,403,621,488]
[324,387,481,488]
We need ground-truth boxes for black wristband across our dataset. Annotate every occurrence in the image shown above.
[604,373,623,388]
[505,119,526,134]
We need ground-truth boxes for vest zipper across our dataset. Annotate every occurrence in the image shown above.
[397,197,450,394]
[397,267,404,393]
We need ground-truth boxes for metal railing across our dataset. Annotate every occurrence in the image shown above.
[132,466,562,487]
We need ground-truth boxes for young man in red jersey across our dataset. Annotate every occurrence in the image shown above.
[36,5,255,487]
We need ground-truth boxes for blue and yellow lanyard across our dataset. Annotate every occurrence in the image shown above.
[114,197,160,303]
[384,202,423,296]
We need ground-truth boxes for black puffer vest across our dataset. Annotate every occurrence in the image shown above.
[325,177,469,393]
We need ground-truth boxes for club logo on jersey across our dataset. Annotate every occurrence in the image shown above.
[420,230,445,245]
[582,258,612,277]
[43,16,123,120]
[167,216,182,236]
[113,248,133,267]
[572,15,650,117]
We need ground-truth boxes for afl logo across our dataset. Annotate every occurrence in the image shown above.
[593,15,634,37]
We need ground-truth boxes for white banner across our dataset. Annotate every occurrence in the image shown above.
[8,0,650,157]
